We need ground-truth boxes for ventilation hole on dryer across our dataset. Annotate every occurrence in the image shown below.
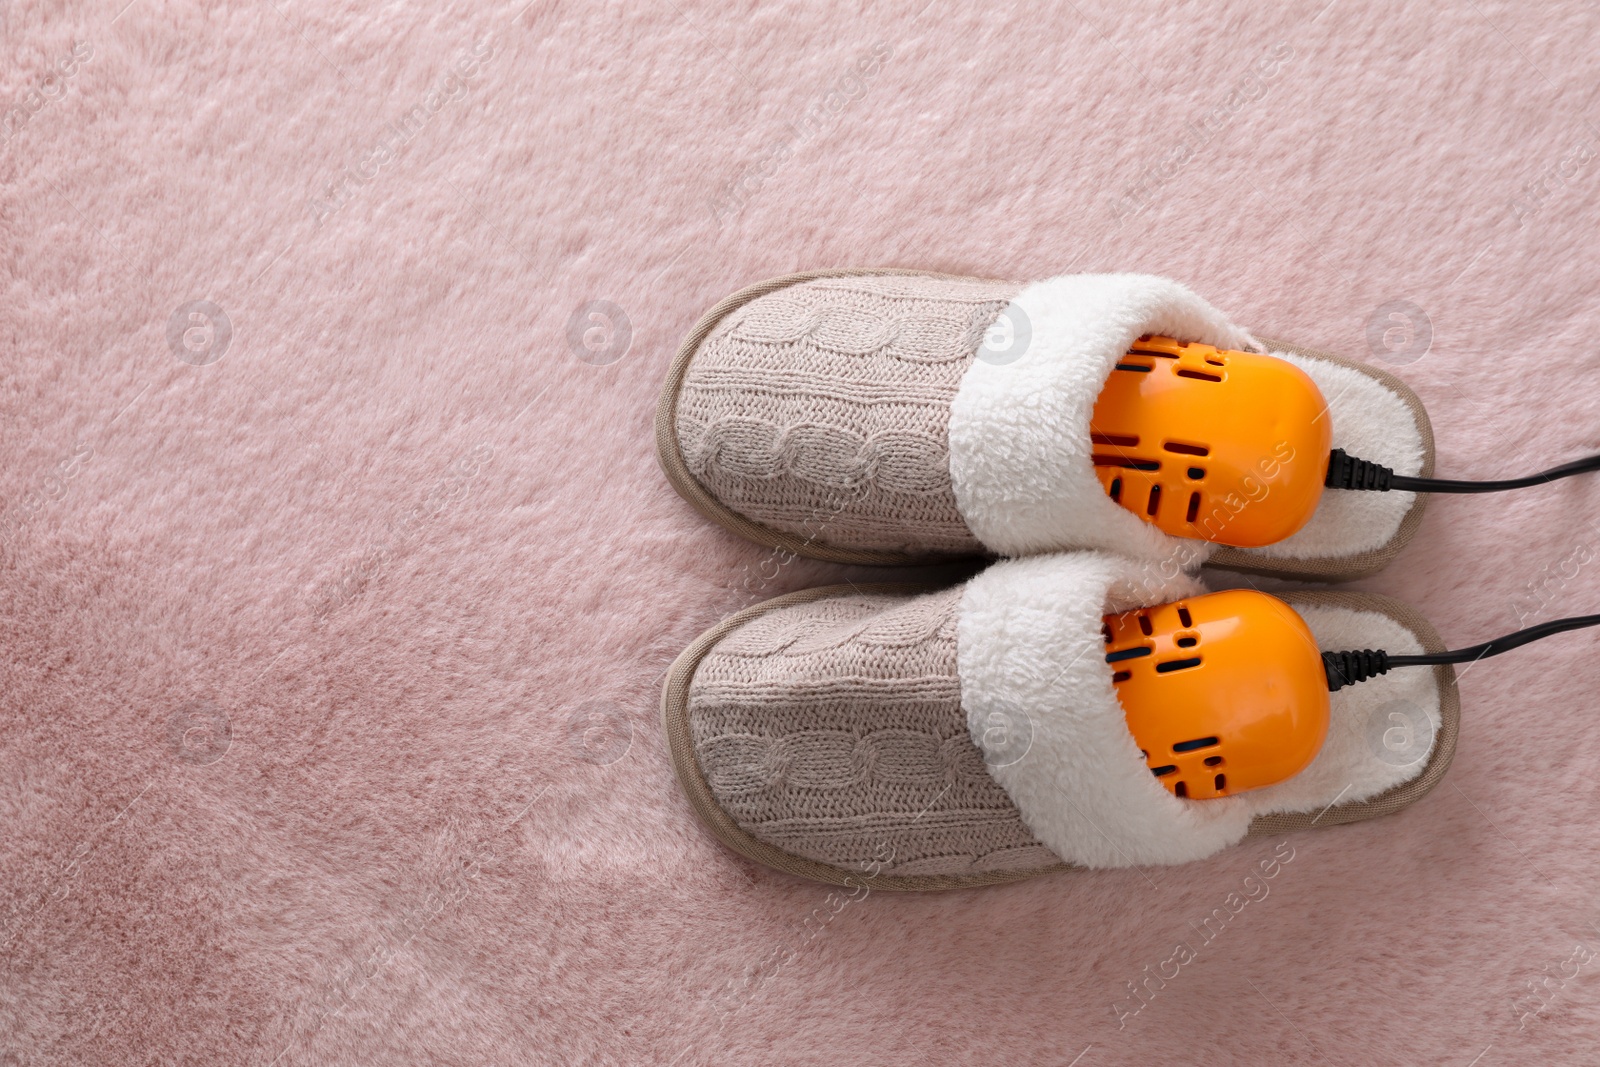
[1214,774,1227,791]
[1092,432,1140,447]
[1127,347,1177,359]
[1105,646,1152,663]
[1112,670,1131,683]
[1138,615,1153,636]
[1114,362,1153,373]
[1094,455,1160,471]
[1176,635,1197,648]
[1186,492,1201,523]
[1187,467,1206,480]
[1150,765,1177,778]
[1176,369,1223,383]
[1177,606,1192,628]
[1146,484,1162,517]
[1173,781,1188,798]
[1109,477,1122,502]
[1173,736,1219,753]
[1156,657,1203,674]
[1102,623,1113,642]
[1204,755,1224,767]
[1206,356,1226,367]
[1163,441,1210,456]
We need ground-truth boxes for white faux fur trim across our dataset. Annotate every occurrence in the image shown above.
[957,555,1441,868]
[947,273,1255,561]
[1233,350,1424,560]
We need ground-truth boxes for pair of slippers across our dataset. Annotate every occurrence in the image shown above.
[656,269,1457,890]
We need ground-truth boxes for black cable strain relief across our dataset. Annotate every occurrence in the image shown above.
[1324,448,1395,492]
[1322,649,1391,692]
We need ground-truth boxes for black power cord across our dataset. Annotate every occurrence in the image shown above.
[1322,613,1600,691]
[1325,447,1600,494]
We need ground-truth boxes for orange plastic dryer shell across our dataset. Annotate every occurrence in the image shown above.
[1104,589,1330,800]
[1088,336,1334,547]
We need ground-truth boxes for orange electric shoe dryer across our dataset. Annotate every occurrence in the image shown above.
[1105,589,1600,800]
[1103,589,1329,799]
[1089,336,1332,548]
[1089,334,1600,548]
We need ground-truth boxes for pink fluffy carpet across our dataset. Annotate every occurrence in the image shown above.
[3,1,1599,1063]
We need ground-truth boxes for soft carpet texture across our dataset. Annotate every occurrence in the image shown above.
[3,1,1599,1064]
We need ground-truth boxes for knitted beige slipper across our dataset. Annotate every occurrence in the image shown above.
[656,269,1433,581]
[662,554,1458,891]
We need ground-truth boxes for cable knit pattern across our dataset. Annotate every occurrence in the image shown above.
[687,588,1062,878]
[676,274,1019,554]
